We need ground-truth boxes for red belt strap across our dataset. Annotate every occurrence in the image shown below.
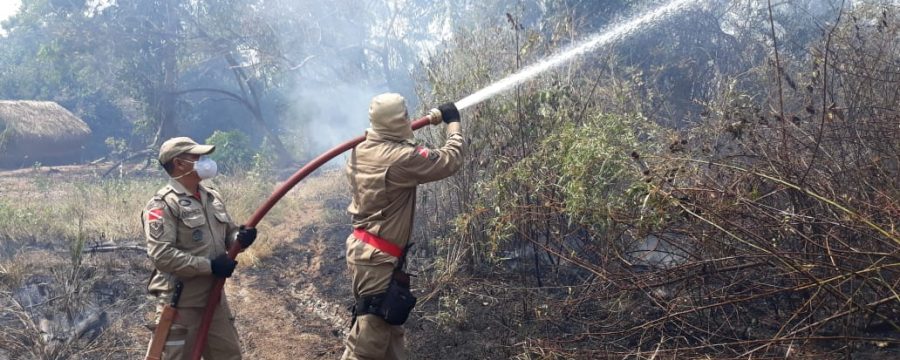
[353,229,403,258]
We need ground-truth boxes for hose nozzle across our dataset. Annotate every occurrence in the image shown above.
[427,108,443,125]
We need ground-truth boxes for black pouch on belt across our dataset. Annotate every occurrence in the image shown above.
[355,243,417,325]
[379,269,417,325]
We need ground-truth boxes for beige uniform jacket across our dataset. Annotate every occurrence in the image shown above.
[345,125,464,257]
[143,179,239,307]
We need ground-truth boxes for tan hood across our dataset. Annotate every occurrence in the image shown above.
[368,93,413,140]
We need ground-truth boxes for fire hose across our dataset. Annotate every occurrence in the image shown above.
[189,111,443,359]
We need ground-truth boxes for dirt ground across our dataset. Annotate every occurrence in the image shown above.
[228,204,352,359]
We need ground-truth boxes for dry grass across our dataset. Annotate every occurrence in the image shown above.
[0,164,318,252]
[0,174,158,243]
[218,166,347,265]
[0,163,347,359]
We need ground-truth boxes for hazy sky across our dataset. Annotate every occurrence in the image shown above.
[0,0,21,34]
[0,0,19,19]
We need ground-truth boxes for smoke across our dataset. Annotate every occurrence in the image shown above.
[287,83,387,158]
[0,1,21,36]
[261,0,441,162]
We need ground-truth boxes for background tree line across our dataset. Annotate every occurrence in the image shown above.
[0,0,498,167]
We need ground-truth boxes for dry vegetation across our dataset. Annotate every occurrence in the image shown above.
[405,2,899,359]
[0,163,327,359]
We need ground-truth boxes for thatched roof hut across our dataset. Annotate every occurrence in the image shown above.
[0,100,92,168]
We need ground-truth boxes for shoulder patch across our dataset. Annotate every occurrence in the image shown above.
[145,203,165,239]
[416,146,429,158]
[415,146,440,161]
[148,221,163,239]
[147,208,164,222]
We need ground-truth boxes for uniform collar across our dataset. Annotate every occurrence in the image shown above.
[167,178,207,197]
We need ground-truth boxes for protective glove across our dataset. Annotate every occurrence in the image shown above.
[438,103,460,124]
[237,226,257,249]
[210,254,237,278]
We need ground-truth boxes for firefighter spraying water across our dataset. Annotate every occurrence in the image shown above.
[340,95,463,359]
[139,0,706,358]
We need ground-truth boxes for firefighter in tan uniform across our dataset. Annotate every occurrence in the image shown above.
[143,137,257,360]
[342,93,464,360]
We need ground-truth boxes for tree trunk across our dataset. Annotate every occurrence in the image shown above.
[153,0,181,147]
[223,53,295,165]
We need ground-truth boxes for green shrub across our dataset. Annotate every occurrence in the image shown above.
[205,130,254,174]
[554,113,666,229]
[479,112,666,252]
[104,137,128,158]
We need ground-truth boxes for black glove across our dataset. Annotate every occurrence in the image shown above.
[237,226,257,249]
[438,102,460,124]
[210,255,237,278]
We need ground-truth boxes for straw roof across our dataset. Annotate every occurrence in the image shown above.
[0,100,92,166]
[0,100,91,142]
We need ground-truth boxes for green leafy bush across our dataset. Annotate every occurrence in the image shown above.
[205,130,254,174]
[104,137,128,158]
[481,112,664,250]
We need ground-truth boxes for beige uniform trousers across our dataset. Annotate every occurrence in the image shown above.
[341,236,408,360]
[341,314,406,360]
[148,299,241,360]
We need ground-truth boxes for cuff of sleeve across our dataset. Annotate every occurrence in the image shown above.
[446,122,462,135]
[199,258,213,275]
[226,231,237,248]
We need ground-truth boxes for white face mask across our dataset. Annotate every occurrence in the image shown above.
[194,156,218,179]
[174,156,218,180]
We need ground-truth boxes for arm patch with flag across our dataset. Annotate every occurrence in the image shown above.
[415,146,439,161]
[146,207,165,239]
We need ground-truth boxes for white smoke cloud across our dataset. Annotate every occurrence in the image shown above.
[285,82,387,161]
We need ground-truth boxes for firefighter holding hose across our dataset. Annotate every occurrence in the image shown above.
[142,137,257,360]
[342,93,464,360]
